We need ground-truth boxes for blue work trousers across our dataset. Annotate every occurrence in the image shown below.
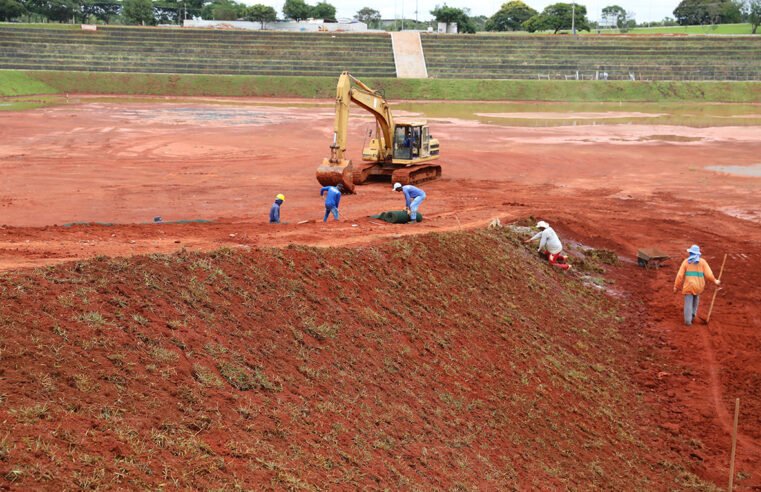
[324,206,339,222]
[684,294,700,325]
[409,196,425,221]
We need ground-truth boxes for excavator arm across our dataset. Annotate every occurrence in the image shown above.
[317,72,394,191]
[330,72,394,162]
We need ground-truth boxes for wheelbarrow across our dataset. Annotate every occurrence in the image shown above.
[637,248,670,269]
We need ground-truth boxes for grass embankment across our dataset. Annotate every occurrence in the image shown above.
[0,229,711,489]
[3,70,761,102]
[0,22,81,30]
[0,71,57,96]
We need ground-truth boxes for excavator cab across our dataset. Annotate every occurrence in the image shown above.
[393,123,436,161]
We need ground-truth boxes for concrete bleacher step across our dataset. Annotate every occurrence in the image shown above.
[0,62,393,77]
[0,25,397,77]
[3,26,761,81]
[421,34,761,81]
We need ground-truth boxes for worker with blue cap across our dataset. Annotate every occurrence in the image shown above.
[673,244,720,325]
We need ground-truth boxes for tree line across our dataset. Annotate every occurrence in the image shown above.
[0,0,333,25]
[449,1,760,34]
[1,0,759,35]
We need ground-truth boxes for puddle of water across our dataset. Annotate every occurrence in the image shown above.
[5,95,761,129]
[394,101,761,128]
[706,164,761,177]
[0,95,66,111]
[82,96,330,109]
[109,106,320,126]
[640,135,703,142]
[0,100,51,111]
[0,95,330,114]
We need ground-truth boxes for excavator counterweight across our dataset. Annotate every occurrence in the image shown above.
[316,72,441,191]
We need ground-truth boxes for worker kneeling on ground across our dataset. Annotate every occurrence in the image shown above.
[320,183,344,222]
[524,221,571,271]
[269,194,285,224]
[673,244,720,326]
[393,182,425,223]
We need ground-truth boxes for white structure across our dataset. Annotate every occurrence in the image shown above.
[183,18,368,32]
[437,22,457,33]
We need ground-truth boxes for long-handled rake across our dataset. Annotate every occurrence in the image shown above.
[704,253,728,324]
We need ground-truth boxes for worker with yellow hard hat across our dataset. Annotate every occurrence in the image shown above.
[269,193,285,224]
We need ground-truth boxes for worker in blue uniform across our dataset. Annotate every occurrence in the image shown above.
[393,182,426,223]
[269,193,285,224]
[320,183,344,222]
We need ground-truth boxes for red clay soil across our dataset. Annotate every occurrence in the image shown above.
[1,96,761,488]
[0,230,714,489]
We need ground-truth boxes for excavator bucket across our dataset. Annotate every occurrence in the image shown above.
[316,158,355,193]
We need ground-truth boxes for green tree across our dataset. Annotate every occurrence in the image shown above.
[80,0,120,23]
[283,0,309,20]
[152,0,203,23]
[154,0,179,23]
[27,0,79,22]
[602,4,635,31]
[673,0,742,25]
[523,3,590,34]
[246,3,276,27]
[0,0,25,20]
[201,0,244,20]
[470,14,487,31]
[601,5,624,26]
[431,4,475,33]
[485,1,537,31]
[354,6,380,27]
[744,0,761,33]
[721,0,743,22]
[123,0,154,24]
[310,1,335,21]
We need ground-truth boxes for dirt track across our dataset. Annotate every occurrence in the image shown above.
[1,97,760,487]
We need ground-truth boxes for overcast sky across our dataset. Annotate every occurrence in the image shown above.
[250,1,682,23]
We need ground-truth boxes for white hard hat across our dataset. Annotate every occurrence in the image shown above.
[536,221,549,229]
[393,182,402,191]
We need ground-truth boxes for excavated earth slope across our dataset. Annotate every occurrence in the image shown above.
[0,229,711,489]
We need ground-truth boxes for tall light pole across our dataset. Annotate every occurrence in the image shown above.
[571,2,576,36]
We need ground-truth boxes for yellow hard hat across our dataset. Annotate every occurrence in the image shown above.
[276,194,285,202]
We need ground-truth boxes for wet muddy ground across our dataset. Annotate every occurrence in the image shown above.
[0,95,760,487]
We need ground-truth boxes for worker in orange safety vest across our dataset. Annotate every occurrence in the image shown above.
[673,244,720,326]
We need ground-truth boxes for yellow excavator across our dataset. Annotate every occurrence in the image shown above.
[316,71,441,193]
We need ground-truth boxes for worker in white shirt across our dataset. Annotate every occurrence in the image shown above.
[524,220,571,271]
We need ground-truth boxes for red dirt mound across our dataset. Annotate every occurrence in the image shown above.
[0,229,711,489]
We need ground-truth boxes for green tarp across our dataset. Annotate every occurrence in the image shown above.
[370,210,423,224]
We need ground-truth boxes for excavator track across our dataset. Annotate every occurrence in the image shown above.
[391,164,442,186]
[352,163,377,185]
